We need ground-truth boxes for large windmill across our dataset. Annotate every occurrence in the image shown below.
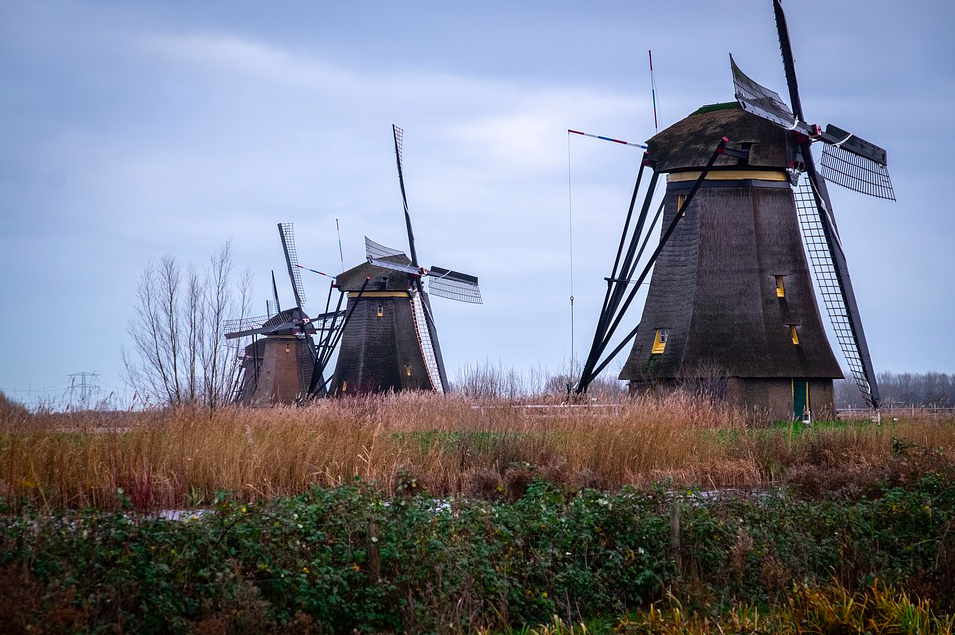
[322,125,482,395]
[225,223,344,404]
[576,0,893,420]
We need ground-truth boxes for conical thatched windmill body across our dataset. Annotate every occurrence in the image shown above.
[577,0,894,420]
[325,126,482,395]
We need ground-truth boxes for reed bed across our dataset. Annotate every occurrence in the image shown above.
[2,392,954,510]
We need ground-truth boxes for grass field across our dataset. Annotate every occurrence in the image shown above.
[4,392,955,632]
[3,392,954,511]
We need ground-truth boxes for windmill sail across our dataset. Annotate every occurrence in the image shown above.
[427,266,482,304]
[730,55,801,130]
[367,256,421,275]
[309,309,348,331]
[393,125,419,266]
[794,178,880,408]
[278,223,307,307]
[365,237,407,260]
[410,288,445,392]
[768,0,884,409]
[732,54,895,201]
[225,309,345,340]
[271,271,282,313]
[820,133,895,200]
[224,315,272,337]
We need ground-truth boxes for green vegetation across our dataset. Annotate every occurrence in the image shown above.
[3,445,955,633]
[3,395,955,631]
[521,581,955,634]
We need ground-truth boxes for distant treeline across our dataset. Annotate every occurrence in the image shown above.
[836,371,955,408]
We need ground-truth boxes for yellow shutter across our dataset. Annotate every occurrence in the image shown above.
[775,275,785,298]
[677,195,686,217]
[790,325,799,345]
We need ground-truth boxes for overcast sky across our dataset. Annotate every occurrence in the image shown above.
[2,0,953,407]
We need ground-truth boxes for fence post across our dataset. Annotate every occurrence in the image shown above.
[670,501,681,579]
[367,521,381,581]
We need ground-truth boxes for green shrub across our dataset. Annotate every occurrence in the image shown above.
[2,473,955,633]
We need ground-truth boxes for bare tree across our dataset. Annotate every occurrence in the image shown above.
[201,244,253,409]
[123,242,252,408]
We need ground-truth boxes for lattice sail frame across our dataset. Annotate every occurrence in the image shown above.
[794,179,875,407]
[410,288,444,392]
[279,223,307,305]
[821,143,896,200]
[310,310,348,331]
[224,315,270,335]
[394,126,405,169]
[428,267,482,304]
[224,309,345,339]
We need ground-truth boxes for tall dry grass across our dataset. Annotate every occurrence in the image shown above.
[2,392,954,510]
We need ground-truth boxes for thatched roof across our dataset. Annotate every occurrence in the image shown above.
[335,255,416,292]
[647,102,794,173]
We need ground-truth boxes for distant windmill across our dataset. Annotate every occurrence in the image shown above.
[225,223,344,404]
[577,0,894,420]
[320,125,482,395]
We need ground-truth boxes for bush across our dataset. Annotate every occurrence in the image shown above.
[3,472,955,632]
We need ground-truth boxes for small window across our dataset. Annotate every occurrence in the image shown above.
[775,275,785,298]
[652,328,669,354]
[790,325,799,345]
[677,195,686,217]
[285,343,290,354]
[738,142,753,166]
[377,303,383,318]
[406,365,412,377]
[342,380,347,393]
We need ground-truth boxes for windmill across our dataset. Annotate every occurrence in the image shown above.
[322,125,482,395]
[576,0,893,420]
[225,223,345,404]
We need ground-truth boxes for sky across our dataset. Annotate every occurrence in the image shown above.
[1,0,953,407]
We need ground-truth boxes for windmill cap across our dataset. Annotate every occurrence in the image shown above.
[647,102,794,173]
[335,255,415,292]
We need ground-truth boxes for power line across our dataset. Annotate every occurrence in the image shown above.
[0,380,72,393]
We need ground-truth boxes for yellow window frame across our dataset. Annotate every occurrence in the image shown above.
[790,324,799,345]
[677,195,686,217]
[775,275,785,298]
[652,328,669,354]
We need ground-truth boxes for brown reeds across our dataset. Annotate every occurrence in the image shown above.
[2,392,954,510]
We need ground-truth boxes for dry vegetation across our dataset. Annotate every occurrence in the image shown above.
[3,392,955,511]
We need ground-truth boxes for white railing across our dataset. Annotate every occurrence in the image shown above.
[838,405,955,418]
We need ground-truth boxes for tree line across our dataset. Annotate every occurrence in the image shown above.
[836,371,955,408]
